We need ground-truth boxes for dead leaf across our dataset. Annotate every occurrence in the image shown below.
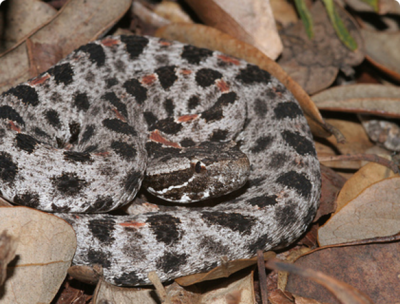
[153,1,193,24]
[319,176,400,246]
[270,0,298,27]
[0,231,17,286]
[317,165,347,221]
[175,251,275,286]
[2,0,56,51]
[278,1,365,94]
[0,206,76,304]
[0,0,131,93]
[93,278,159,304]
[312,84,400,118]
[184,0,282,60]
[361,28,400,81]
[156,23,332,138]
[285,239,400,304]
[268,259,374,304]
[336,162,396,214]
[316,119,375,170]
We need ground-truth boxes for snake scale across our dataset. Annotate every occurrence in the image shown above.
[0,35,321,286]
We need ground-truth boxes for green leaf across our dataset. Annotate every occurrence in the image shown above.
[321,0,358,51]
[294,0,314,39]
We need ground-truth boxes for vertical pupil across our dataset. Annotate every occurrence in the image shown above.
[195,161,202,173]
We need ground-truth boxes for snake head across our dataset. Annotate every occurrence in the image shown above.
[144,141,250,203]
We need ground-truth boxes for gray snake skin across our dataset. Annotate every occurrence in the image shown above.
[0,35,321,286]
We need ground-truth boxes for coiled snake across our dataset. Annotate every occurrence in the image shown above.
[0,35,321,286]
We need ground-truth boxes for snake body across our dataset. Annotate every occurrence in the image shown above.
[0,35,321,286]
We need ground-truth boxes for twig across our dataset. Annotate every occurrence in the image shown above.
[257,250,268,304]
[318,153,399,174]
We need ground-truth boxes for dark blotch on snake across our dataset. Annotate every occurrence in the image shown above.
[180,138,195,147]
[210,129,228,141]
[276,171,312,198]
[33,127,50,139]
[111,141,137,160]
[113,271,142,286]
[275,204,298,229]
[187,95,200,110]
[181,45,213,64]
[123,78,147,104]
[120,35,149,59]
[0,105,25,125]
[51,172,88,196]
[236,64,271,84]
[143,111,158,128]
[76,42,106,67]
[87,249,111,268]
[274,102,303,119]
[102,119,137,136]
[80,125,95,144]
[268,152,289,169]
[155,66,177,90]
[247,234,273,254]
[282,131,316,156]
[13,192,40,208]
[250,136,273,153]
[248,195,278,208]
[151,117,182,134]
[15,134,40,154]
[146,214,181,245]
[63,151,93,163]
[103,91,128,119]
[123,170,142,193]
[88,218,116,244]
[44,109,61,129]
[157,252,188,274]
[74,92,90,111]
[254,98,268,118]
[195,68,223,87]
[201,92,237,122]
[163,98,174,116]
[201,212,255,235]
[5,85,39,107]
[106,77,118,88]
[48,62,74,85]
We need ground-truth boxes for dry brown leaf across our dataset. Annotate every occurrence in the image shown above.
[343,0,400,14]
[268,259,374,304]
[312,84,400,118]
[361,28,400,81]
[93,278,159,304]
[319,176,400,246]
[317,165,347,221]
[184,0,282,59]
[278,1,365,94]
[175,251,275,286]
[270,0,298,27]
[0,0,131,93]
[1,0,56,51]
[285,240,400,304]
[153,1,193,24]
[336,162,396,214]
[0,206,76,304]
[156,23,332,138]
[316,119,375,170]
[0,231,17,286]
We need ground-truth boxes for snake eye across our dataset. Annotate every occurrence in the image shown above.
[195,161,202,173]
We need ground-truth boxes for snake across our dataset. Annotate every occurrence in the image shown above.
[0,35,321,286]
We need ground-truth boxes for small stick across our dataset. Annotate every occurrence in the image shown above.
[257,250,268,304]
[318,153,399,174]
